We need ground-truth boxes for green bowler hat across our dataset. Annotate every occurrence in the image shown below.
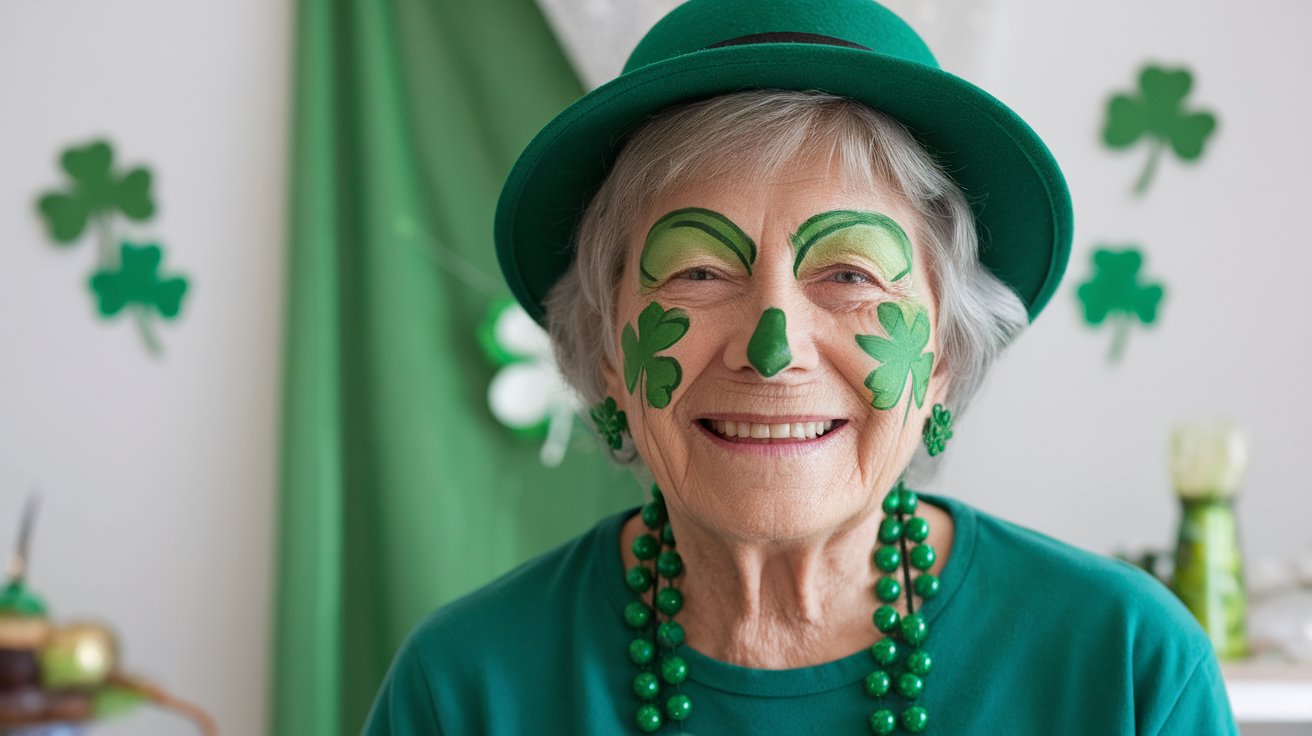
[495,0,1073,324]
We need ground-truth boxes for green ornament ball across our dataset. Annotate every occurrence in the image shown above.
[655,587,684,616]
[903,516,929,543]
[872,604,900,633]
[896,672,924,699]
[902,705,929,733]
[641,502,667,529]
[874,545,901,573]
[910,544,936,571]
[913,574,940,599]
[898,491,919,515]
[881,489,903,515]
[632,672,659,701]
[878,518,903,544]
[665,693,693,721]
[656,620,685,648]
[870,636,898,666]
[869,708,897,735]
[907,649,933,677]
[635,703,664,732]
[633,535,659,560]
[656,551,683,580]
[660,655,688,685]
[625,566,654,593]
[899,612,928,646]
[629,638,655,666]
[875,576,902,603]
[863,670,891,698]
[624,601,653,629]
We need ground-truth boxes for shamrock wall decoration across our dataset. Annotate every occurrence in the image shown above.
[35,139,188,355]
[855,302,935,422]
[1076,246,1166,363]
[1102,64,1218,197]
[478,299,581,467]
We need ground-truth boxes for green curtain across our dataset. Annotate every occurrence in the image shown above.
[271,1,637,734]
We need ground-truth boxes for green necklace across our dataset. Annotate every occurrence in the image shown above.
[622,481,939,734]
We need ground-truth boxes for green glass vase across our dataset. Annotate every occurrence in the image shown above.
[1169,421,1249,660]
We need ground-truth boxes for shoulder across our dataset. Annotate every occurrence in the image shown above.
[935,495,1236,734]
[365,508,634,734]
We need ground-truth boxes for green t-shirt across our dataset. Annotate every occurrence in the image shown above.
[364,494,1238,734]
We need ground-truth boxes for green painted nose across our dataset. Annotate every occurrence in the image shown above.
[747,308,792,377]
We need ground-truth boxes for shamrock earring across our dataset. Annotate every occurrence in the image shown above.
[590,397,629,451]
[922,403,953,456]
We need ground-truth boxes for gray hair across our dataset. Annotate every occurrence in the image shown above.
[544,89,1027,474]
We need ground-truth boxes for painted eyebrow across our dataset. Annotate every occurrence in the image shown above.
[638,207,757,288]
[789,209,913,281]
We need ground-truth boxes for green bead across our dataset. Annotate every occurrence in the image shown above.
[656,620,685,648]
[875,576,902,603]
[899,612,928,645]
[656,551,683,579]
[896,672,924,699]
[641,502,667,529]
[629,638,655,665]
[903,516,929,543]
[661,524,676,546]
[665,693,692,721]
[910,544,936,571]
[660,655,688,685]
[881,489,903,515]
[878,518,903,544]
[898,491,919,515]
[902,706,928,733]
[872,604,900,633]
[870,636,898,666]
[650,484,663,502]
[913,574,940,599]
[624,601,653,629]
[863,669,891,697]
[633,671,660,701]
[625,566,654,593]
[656,587,684,615]
[633,534,659,560]
[907,649,933,676]
[635,703,664,732]
[869,708,896,734]
[873,545,901,573]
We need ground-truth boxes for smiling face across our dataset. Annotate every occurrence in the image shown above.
[602,154,950,544]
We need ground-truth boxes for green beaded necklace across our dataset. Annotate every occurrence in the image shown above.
[622,481,939,734]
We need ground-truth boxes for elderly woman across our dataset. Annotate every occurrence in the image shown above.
[366,0,1238,733]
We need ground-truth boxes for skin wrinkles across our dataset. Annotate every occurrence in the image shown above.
[602,154,955,669]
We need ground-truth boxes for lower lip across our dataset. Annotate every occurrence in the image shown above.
[695,421,846,456]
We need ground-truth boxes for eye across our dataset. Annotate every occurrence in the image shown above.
[826,269,873,285]
[676,267,718,281]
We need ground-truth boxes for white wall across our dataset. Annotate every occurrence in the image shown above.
[0,1,291,734]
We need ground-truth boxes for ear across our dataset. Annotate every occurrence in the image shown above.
[927,352,952,408]
[600,349,626,404]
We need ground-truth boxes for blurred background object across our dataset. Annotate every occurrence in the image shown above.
[1,0,1310,734]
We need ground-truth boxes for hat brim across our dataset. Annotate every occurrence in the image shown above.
[495,42,1072,324]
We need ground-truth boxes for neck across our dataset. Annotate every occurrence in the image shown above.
[618,494,954,669]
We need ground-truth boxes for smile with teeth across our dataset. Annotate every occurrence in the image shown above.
[702,419,838,442]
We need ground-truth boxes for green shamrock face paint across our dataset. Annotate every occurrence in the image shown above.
[622,302,690,409]
[856,302,934,416]
[746,307,791,377]
[639,207,757,289]
[791,210,913,284]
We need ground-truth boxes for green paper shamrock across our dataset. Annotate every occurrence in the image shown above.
[922,404,953,457]
[1103,65,1217,196]
[622,302,690,410]
[1076,247,1165,363]
[855,302,935,416]
[36,140,155,244]
[90,243,188,319]
[477,299,581,467]
[589,397,629,450]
